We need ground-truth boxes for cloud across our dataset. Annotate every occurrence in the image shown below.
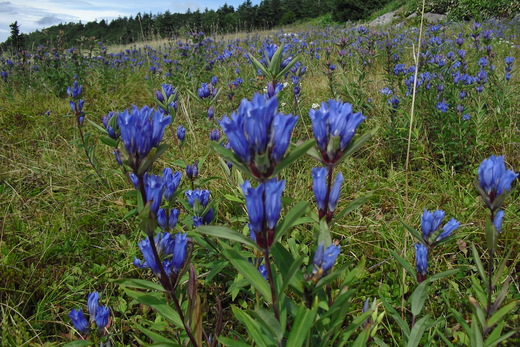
[37,15,63,25]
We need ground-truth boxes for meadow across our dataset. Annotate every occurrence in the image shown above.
[0,16,519,346]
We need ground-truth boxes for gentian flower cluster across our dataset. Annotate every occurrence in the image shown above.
[67,81,85,126]
[134,232,188,278]
[155,83,178,115]
[219,93,298,179]
[504,57,514,81]
[69,291,110,336]
[309,100,365,164]
[312,167,344,221]
[132,168,181,216]
[117,105,172,170]
[477,155,517,211]
[420,209,460,245]
[413,209,460,282]
[185,189,214,226]
[241,179,285,249]
[477,155,517,247]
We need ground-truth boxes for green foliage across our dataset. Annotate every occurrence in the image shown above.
[407,0,520,19]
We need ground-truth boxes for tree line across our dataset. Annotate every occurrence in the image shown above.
[1,0,393,53]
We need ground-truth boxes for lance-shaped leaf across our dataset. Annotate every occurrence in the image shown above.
[197,225,262,252]
[286,303,318,346]
[220,242,271,300]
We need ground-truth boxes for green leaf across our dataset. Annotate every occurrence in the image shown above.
[427,269,459,281]
[270,243,303,295]
[87,119,108,134]
[100,135,119,148]
[232,306,276,346]
[224,194,244,203]
[380,295,410,336]
[268,44,284,77]
[123,289,183,328]
[338,310,373,344]
[197,225,262,252]
[331,193,372,224]
[306,146,322,161]
[135,323,181,344]
[485,327,515,347]
[490,276,511,314]
[276,56,300,80]
[286,304,318,346]
[250,55,271,79]
[471,243,487,284]
[221,243,271,300]
[63,341,92,347]
[401,221,425,245]
[410,280,430,316]
[407,315,430,347]
[185,88,202,103]
[470,315,484,347]
[351,327,371,347]
[279,255,304,296]
[152,143,170,162]
[492,249,512,287]
[390,249,417,283]
[250,308,283,342]
[449,308,470,335]
[313,264,350,294]
[113,278,165,292]
[335,129,374,166]
[273,201,309,244]
[271,139,315,177]
[210,142,251,177]
[217,337,252,347]
[487,300,517,327]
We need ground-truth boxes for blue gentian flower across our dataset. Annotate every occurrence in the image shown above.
[309,100,365,163]
[328,173,344,213]
[414,243,428,276]
[173,232,188,272]
[264,178,285,230]
[210,129,221,141]
[258,264,268,280]
[494,210,504,233]
[421,209,445,239]
[478,155,518,206]
[177,125,186,143]
[69,308,89,334]
[185,189,210,208]
[67,81,83,99]
[312,167,327,212]
[134,232,186,277]
[186,162,198,180]
[117,105,171,166]
[313,243,341,276]
[198,83,211,98]
[207,106,215,120]
[87,292,100,321]
[163,168,182,201]
[95,306,110,332]
[241,181,265,235]
[143,173,164,215]
[219,93,297,178]
[436,218,460,241]
[436,101,449,113]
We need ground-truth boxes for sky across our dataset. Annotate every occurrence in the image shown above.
[0,0,259,43]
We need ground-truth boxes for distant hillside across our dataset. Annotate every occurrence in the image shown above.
[2,0,518,53]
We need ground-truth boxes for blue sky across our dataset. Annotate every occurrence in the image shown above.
[0,0,260,43]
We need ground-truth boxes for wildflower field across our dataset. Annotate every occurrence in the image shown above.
[0,17,519,346]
